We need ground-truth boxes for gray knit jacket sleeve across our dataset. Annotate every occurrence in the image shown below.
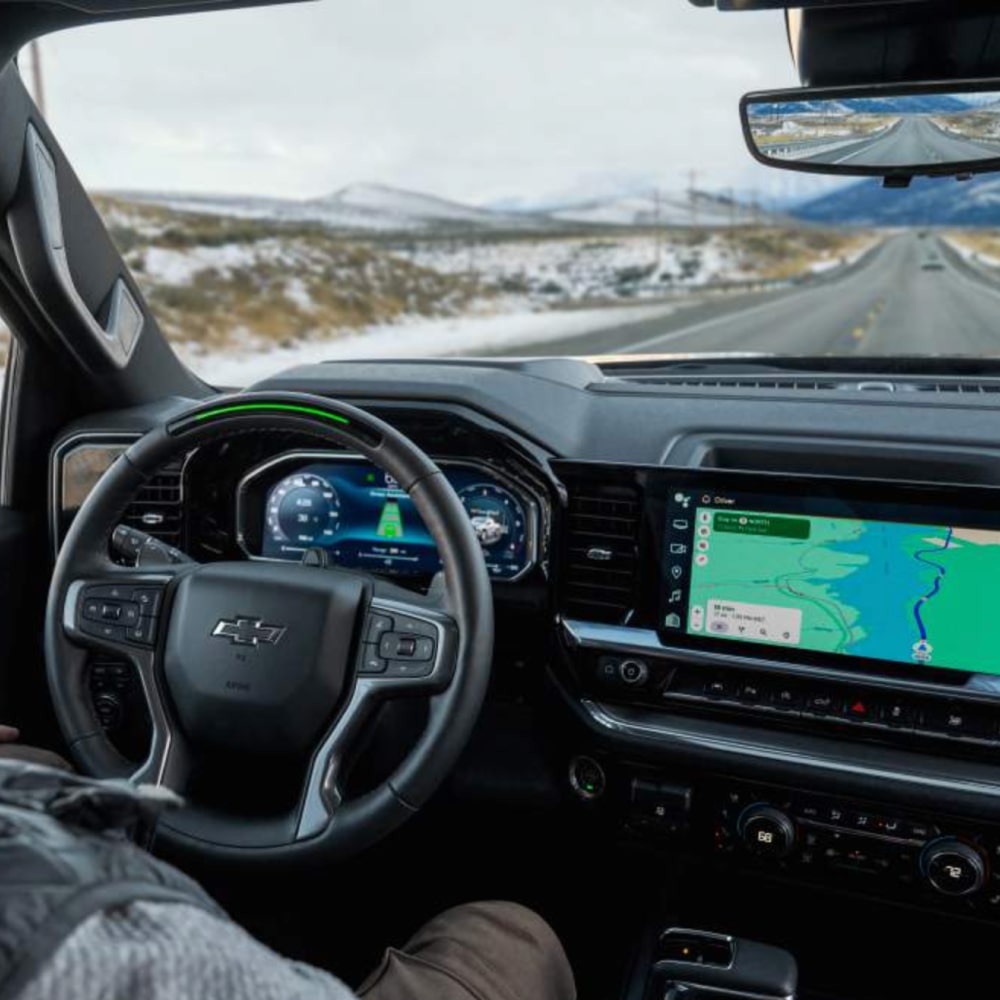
[16,899,358,1000]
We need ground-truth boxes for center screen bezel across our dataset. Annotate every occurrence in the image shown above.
[624,466,1000,694]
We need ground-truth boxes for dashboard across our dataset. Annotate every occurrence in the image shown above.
[49,356,1000,921]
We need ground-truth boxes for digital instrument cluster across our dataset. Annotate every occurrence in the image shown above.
[238,453,539,580]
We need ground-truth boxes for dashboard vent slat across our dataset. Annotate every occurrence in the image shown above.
[563,485,640,624]
[122,456,186,545]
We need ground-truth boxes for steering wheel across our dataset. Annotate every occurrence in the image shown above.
[44,392,494,862]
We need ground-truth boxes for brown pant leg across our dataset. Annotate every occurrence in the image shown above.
[0,744,73,770]
[358,901,576,1000]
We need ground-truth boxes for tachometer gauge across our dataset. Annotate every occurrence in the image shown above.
[457,483,530,579]
[266,473,341,550]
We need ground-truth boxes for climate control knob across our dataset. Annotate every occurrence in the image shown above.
[920,838,986,896]
[737,804,796,859]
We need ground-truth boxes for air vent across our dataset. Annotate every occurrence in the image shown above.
[564,484,640,624]
[911,381,1000,394]
[122,455,186,545]
[599,374,1000,396]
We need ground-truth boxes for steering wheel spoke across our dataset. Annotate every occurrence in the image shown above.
[295,594,458,840]
[61,569,192,789]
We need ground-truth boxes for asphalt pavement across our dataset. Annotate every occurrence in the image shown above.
[509,232,1000,358]
[800,117,1000,168]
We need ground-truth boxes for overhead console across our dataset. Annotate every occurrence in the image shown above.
[555,460,1000,758]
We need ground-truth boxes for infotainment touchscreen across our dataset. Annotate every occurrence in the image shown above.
[660,483,1000,679]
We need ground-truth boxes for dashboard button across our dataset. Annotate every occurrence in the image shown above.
[881,701,915,728]
[773,687,802,712]
[921,703,992,740]
[738,682,765,705]
[804,692,839,716]
[843,696,877,723]
[704,679,731,700]
[597,658,620,685]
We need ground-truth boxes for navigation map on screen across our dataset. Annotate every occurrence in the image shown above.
[682,507,1000,675]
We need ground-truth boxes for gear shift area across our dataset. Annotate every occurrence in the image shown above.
[645,929,797,1000]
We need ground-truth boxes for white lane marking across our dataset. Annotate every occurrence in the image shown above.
[619,240,890,354]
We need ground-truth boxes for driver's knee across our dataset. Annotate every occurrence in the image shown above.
[0,745,73,771]
[359,900,575,1000]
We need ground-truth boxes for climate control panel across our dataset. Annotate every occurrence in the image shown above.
[711,783,1000,916]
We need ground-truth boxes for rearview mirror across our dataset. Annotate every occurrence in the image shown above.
[741,80,1000,184]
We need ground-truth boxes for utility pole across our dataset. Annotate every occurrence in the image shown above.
[688,169,699,229]
[28,41,45,116]
[653,187,662,267]
[727,186,736,233]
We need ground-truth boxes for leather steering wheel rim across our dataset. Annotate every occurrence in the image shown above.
[44,391,494,863]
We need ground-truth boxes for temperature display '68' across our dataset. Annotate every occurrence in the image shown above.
[245,456,538,581]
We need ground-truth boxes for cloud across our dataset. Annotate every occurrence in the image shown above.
[34,0,798,203]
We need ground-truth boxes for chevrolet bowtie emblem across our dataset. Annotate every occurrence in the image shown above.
[211,617,286,647]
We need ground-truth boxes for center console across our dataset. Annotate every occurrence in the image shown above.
[553,460,1000,917]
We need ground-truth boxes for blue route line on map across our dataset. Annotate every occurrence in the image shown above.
[912,527,953,642]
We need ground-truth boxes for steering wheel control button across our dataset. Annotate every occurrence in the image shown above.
[384,660,434,679]
[80,621,127,643]
[125,617,157,646]
[569,755,606,800]
[132,588,163,616]
[359,649,387,674]
[379,632,436,662]
[365,613,394,642]
[921,839,986,896]
[618,659,649,686]
[738,804,796,859]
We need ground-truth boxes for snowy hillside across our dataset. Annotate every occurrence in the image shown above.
[546,190,768,228]
[118,182,778,234]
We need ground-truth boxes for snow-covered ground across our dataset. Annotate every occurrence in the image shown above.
[179,299,688,386]
[389,233,747,304]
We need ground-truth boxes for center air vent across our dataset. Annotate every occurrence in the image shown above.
[563,484,640,624]
[122,455,186,546]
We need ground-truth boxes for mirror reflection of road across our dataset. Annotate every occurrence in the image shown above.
[517,232,1000,356]
[793,116,1000,167]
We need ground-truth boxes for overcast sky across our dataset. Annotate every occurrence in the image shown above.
[29,0,808,206]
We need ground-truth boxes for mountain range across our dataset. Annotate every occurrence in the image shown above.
[749,95,975,117]
[119,182,776,234]
[793,174,1000,226]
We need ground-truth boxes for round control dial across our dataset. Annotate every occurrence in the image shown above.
[568,756,606,801]
[737,804,796,859]
[618,659,649,686]
[920,838,986,896]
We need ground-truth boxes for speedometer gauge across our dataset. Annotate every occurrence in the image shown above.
[266,473,342,551]
[457,483,530,579]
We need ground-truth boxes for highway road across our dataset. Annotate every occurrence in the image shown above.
[794,116,1000,167]
[512,232,1000,358]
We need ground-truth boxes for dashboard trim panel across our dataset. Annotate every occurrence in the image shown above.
[562,619,1000,707]
[579,698,1000,800]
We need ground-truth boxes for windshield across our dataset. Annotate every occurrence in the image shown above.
[15,4,995,385]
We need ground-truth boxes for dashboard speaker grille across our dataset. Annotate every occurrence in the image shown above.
[123,456,186,545]
[564,484,640,624]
